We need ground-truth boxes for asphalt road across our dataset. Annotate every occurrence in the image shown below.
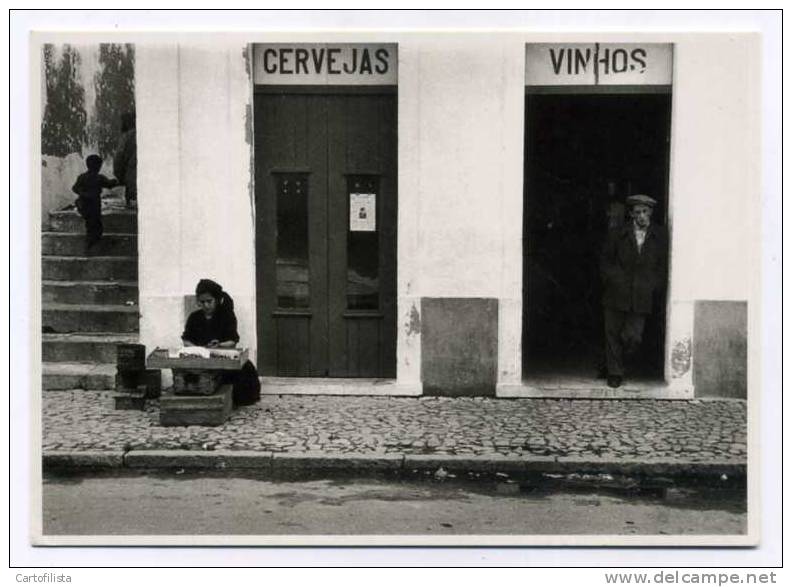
[41,472,746,536]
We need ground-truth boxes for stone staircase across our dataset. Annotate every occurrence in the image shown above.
[42,204,139,390]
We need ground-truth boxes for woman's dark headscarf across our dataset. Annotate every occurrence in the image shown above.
[195,278,234,314]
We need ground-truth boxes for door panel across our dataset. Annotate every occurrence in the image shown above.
[255,94,329,376]
[326,95,397,378]
[255,91,396,378]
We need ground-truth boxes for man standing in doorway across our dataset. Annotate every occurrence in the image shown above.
[599,194,667,388]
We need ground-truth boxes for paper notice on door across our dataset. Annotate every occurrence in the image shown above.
[350,193,376,232]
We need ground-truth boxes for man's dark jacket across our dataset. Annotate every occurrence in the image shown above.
[599,223,668,314]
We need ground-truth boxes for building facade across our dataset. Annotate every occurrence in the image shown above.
[134,33,757,399]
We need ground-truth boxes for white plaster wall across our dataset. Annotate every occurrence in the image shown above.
[663,34,760,389]
[408,39,524,298]
[397,38,525,385]
[668,34,760,302]
[395,42,422,385]
[137,45,183,365]
[137,43,256,365]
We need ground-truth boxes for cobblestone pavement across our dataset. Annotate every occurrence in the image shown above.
[42,392,747,463]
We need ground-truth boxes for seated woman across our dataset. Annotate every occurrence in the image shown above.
[182,278,239,349]
[182,279,260,406]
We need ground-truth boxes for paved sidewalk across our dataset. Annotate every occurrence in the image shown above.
[43,392,747,475]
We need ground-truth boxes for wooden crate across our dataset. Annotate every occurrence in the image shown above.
[114,385,147,410]
[116,343,146,371]
[116,369,162,399]
[147,348,249,371]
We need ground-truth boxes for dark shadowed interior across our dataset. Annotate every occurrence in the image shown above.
[523,92,672,380]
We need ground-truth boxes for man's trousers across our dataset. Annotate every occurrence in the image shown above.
[603,307,647,377]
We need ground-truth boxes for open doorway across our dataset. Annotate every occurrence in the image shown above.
[522,91,671,382]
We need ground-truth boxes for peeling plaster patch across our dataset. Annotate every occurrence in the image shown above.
[245,102,254,198]
[671,337,692,378]
[244,84,255,226]
[242,45,255,228]
[406,303,421,336]
[244,102,253,145]
[243,46,251,76]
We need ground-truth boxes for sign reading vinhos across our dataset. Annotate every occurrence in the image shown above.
[526,43,673,86]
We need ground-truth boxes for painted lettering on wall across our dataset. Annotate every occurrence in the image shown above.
[526,43,673,86]
[254,44,398,85]
[261,47,390,76]
[548,46,648,76]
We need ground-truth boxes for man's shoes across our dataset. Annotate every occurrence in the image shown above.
[606,375,623,388]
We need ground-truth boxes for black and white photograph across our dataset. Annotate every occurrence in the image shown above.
[11,10,780,565]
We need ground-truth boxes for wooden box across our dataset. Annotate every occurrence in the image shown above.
[114,385,147,410]
[147,347,249,371]
[116,369,162,399]
[116,343,147,371]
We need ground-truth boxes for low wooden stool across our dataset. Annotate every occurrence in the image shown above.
[159,384,233,426]
[147,348,249,427]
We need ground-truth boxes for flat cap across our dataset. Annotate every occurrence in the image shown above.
[625,194,657,208]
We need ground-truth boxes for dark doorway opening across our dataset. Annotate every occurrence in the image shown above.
[522,91,671,381]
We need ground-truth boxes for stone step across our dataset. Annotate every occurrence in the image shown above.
[42,333,139,363]
[42,362,117,390]
[42,303,140,333]
[48,209,137,234]
[41,232,137,256]
[42,280,138,305]
[42,256,138,281]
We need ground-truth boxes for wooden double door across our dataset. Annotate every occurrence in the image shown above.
[255,90,397,378]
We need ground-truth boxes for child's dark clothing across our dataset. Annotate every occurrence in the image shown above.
[72,171,116,249]
[77,196,102,249]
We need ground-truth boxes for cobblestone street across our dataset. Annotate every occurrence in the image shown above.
[42,392,747,463]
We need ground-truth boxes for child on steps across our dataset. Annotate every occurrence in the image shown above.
[71,154,118,254]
